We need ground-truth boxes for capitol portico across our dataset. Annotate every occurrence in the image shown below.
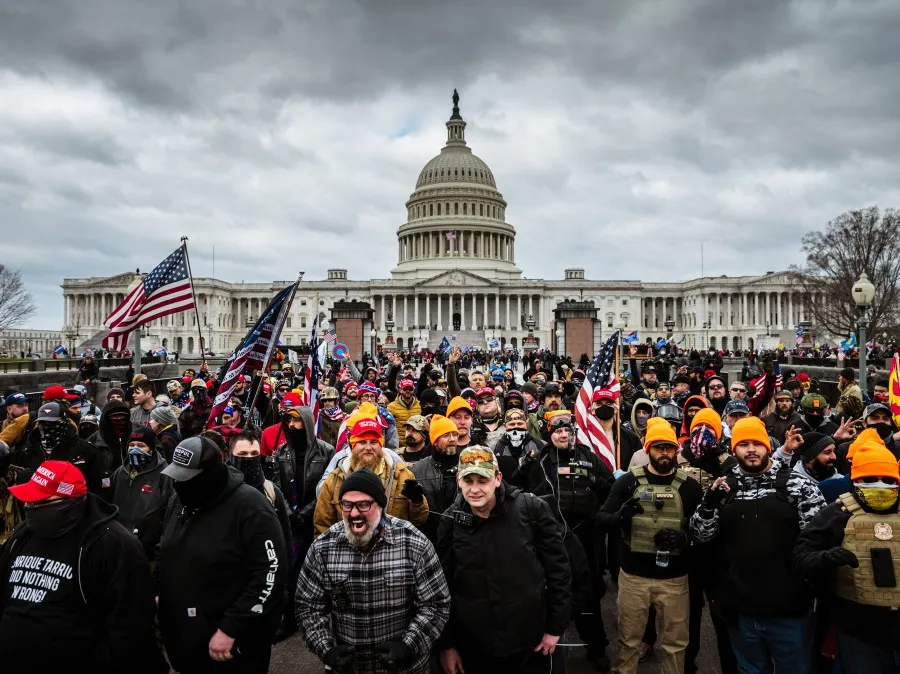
[61,93,818,359]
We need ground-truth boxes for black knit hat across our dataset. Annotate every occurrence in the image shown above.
[800,432,835,464]
[340,468,387,508]
[130,425,157,452]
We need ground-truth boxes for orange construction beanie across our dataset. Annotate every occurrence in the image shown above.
[730,416,770,451]
[690,408,723,441]
[850,442,900,482]
[644,417,678,452]
[847,428,885,461]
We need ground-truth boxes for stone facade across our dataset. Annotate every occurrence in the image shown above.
[0,329,62,356]
[60,94,815,357]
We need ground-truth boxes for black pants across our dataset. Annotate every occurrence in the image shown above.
[569,526,609,653]
[459,645,565,674]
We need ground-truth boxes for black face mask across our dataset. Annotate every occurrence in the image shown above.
[870,423,894,441]
[804,414,824,429]
[173,461,228,509]
[39,422,69,453]
[25,496,86,538]
[192,389,207,404]
[227,455,265,490]
[286,427,307,449]
[595,406,616,421]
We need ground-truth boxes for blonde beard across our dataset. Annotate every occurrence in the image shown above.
[350,448,384,472]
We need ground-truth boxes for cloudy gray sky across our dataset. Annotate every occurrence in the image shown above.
[2,0,899,329]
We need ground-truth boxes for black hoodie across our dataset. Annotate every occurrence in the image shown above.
[19,425,111,502]
[87,400,132,472]
[0,494,166,673]
[157,467,288,672]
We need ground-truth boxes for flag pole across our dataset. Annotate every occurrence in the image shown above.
[180,236,207,369]
[243,277,300,429]
[615,330,621,469]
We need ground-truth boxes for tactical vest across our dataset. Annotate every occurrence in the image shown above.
[627,467,687,554]
[676,454,728,492]
[833,492,900,608]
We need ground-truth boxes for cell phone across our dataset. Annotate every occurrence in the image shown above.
[871,548,897,587]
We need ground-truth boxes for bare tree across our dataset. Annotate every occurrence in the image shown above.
[0,265,37,332]
[790,206,900,338]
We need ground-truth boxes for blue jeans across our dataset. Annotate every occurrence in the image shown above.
[836,629,900,674]
[728,614,811,674]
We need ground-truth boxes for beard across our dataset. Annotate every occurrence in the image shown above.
[736,455,768,474]
[648,455,675,474]
[342,517,376,548]
[350,450,383,471]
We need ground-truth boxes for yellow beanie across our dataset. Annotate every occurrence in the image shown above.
[850,442,900,482]
[730,416,770,451]
[690,408,723,441]
[446,396,472,418]
[429,414,459,444]
[346,402,379,431]
[847,428,885,461]
[644,417,679,452]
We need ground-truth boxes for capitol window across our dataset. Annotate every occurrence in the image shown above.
[622,299,629,306]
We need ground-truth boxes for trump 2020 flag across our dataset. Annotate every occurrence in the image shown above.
[206,284,295,427]
[102,245,195,351]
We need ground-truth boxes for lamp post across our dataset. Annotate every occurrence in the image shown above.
[852,272,876,389]
[616,320,627,373]
[665,316,675,340]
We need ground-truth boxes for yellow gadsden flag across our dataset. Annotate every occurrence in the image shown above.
[889,353,900,427]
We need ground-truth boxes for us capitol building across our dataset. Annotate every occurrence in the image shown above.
[61,92,814,359]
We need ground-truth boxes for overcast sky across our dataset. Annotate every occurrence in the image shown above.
[2,0,899,329]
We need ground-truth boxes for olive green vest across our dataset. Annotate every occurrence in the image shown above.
[676,454,728,491]
[833,492,900,608]
[626,467,687,555]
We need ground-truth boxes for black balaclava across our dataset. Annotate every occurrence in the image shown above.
[228,455,265,490]
[25,495,87,538]
[285,420,307,452]
[173,461,228,509]
[39,421,70,454]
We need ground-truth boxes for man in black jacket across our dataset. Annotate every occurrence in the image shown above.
[158,436,288,673]
[515,411,614,671]
[411,414,459,542]
[437,446,571,674]
[0,460,164,672]
[14,402,111,502]
[493,407,543,478]
[87,400,132,472]
[764,390,811,445]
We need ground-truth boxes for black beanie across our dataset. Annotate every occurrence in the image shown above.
[799,432,835,464]
[129,425,157,452]
[339,467,388,508]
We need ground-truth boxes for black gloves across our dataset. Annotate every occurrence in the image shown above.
[617,496,644,523]
[654,527,688,551]
[401,479,425,504]
[823,547,859,568]
[518,447,539,468]
[376,640,411,668]
[324,645,356,673]
[761,355,775,376]
[701,484,728,512]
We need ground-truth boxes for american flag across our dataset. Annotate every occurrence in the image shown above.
[206,284,294,428]
[575,331,621,471]
[102,245,195,351]
[323,329,337,344]
[303,314,322,430]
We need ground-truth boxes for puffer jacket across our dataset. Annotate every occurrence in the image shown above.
[313,451,429,537]
[271,406,333,541]
[110,451,175,560]
[387,396,421,445]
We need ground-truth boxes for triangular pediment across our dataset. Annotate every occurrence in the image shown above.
[414,269,496,288]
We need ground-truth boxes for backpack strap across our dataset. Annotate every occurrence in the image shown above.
[838,492,861,514]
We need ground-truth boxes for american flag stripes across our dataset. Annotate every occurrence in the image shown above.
[102,245,195,351]
[303,315,322,429]
[323,329,337,344]
[574,331,621,471]
[206,284,295,428]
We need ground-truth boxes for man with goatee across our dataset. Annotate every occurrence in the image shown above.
[313,418,428,537]
[296,467,450,674]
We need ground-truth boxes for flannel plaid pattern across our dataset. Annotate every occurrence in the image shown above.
[296,515,451,674]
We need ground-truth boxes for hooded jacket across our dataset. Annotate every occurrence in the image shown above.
[679,394,711,442]
[624,399,654,441]
[157,467,287,672]
[110,451,175,560]
[87,400,132,472]
[0,494,165,673]
[271,406,334,540]
[17,424,111,502]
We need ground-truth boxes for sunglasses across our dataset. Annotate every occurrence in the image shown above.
[731,388,746,393]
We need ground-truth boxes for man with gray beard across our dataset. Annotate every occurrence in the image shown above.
[296,468,450,674]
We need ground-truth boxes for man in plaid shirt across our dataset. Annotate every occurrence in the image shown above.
[296,467,450,674]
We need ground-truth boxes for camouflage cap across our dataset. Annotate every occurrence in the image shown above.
[458,445,500,479]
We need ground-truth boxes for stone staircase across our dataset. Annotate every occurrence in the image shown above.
[428,330,487,350]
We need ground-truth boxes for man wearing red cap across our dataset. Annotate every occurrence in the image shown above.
[0,461,164,671]
[314,417,427,537]
[388,378,422,446]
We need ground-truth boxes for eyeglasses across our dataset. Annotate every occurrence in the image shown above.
[339,499,375,513]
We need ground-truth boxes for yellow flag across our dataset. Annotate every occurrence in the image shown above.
[889,354,900,427]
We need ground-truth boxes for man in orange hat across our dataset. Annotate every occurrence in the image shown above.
[411,414,459,543]
[314,417,427,537]
[690,416,826,674]
[598,417,702,674]
[794,439,900,673]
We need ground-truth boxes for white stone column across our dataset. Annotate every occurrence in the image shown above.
[765,293,771,328]
[380,295,386,332]
[494,293,500,328]
[425,294,431,329]
[800,295,805,322]
[505,294,511,330]
[470,293,477,330]
[528,295,534,322]
[459,293,465,329]
[391,295,397,327]
[403,296,408,331]
[788,293,794,328]
[727,294,732,327]
[516,294,522,329]
[437,295,443,331]
[414,294,419,328]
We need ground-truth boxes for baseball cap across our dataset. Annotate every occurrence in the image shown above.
[592,388,619,403]
[543,382,562,396]
[399,378,416,390]
[9,461,87,503]
[190,379,206,390]
[162,437,221,482]
[3,392,27,406]
[774,390,793,401]
[723,399,750,417]
[43,385,78,402]
[458,446,500,479]
[167,380,181,390]
[475,387,495,400]
[547,412,574,431]
[405,415,429,432]
[863,402,891,420]
[801,393,828,412]
[349,417,384,446]
[36,402,68,422]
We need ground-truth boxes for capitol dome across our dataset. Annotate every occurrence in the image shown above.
[392,91,521,282]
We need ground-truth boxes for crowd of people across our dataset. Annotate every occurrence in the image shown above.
[0,341,898,673]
